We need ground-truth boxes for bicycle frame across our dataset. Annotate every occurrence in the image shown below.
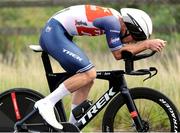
[41,52,144,131]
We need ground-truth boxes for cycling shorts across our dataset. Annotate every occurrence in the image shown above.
[39,18,94,74]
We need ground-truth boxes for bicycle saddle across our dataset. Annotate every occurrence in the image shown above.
[29,45,43,52]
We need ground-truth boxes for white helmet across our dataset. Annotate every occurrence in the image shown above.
[120,8,153,41]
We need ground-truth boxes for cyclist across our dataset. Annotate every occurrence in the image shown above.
[34,5,166,129]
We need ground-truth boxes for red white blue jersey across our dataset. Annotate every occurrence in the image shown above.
[51,5,123,51]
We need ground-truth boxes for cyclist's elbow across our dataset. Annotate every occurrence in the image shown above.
[112,50,122,60]
[114,55,122,60]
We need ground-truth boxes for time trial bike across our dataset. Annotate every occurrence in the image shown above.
[0,45,179,132]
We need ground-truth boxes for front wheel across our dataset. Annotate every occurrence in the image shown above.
[102,87,180,132]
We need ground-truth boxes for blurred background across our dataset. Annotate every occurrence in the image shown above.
[0,0,179,131]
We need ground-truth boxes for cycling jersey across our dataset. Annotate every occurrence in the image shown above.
[40,5,123,73]
[52,5,123,51]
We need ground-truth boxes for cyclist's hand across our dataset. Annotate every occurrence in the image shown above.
[145,39,166,52]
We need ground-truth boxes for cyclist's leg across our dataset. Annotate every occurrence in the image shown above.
[36,18,96,127]
[72,81,94,104]
[69,81,94,123]
[63,68,96,92]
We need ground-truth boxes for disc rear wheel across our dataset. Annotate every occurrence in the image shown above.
[0,88,59,132]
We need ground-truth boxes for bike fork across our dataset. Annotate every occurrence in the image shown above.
[121,87,148,132]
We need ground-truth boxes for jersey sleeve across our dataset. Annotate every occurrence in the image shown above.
[93,16,123,51]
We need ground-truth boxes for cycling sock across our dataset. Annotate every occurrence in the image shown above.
[69,104,78,124]
[44,83,71,106]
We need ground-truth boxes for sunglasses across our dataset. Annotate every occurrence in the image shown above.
[125,22,147,41]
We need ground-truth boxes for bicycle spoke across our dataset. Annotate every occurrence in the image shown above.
[114,106,136,131]
[112,98,173,131]
[136,100,170,131]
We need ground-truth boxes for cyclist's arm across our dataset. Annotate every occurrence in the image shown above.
[93,16,166,60]
[112,42,147,60]
[93,16,123,51]
[112,39,166,60]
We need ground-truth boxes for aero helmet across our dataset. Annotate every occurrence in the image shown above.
[120,8,153,41]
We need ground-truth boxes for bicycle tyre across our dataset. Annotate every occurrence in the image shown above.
[0,88,60,132]
[102,87,180,132]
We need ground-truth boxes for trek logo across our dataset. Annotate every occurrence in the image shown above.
[78,87,116,125]
[63,48,83,62]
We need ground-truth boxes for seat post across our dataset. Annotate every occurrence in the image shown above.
[41,52,53,74]
[41,51,56,93]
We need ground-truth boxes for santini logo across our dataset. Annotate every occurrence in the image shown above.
[63,49,83,62]
[110,37,120,44]
[78,87,116,125]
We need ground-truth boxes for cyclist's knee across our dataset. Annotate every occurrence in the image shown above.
[83,67,96,82]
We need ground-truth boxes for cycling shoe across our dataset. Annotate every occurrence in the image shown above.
[34,99,63,130]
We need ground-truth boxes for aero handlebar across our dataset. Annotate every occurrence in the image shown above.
[121,51,156,61]
[121,51,157,80]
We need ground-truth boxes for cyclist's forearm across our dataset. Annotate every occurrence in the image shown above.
[112,39,166,60]
[112,41,148,60]
[120,42,148,55]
